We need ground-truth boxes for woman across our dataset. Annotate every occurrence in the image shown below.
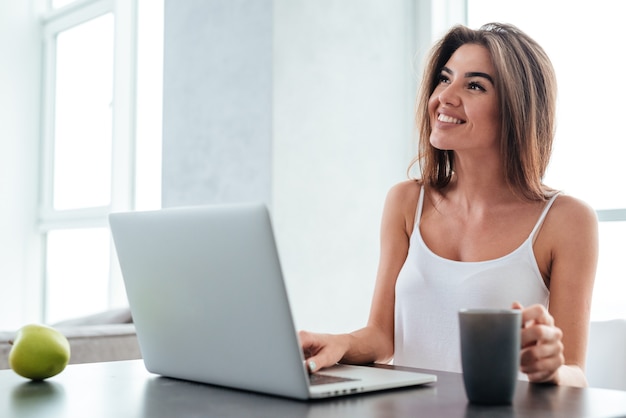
[299,23,598,387]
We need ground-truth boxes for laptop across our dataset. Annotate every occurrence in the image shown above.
[108,202,436,400]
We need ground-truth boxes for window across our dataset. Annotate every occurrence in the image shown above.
[467,0,626,320]
[52,0,79,8]
[52,13,114,211]
[39,0,162,323]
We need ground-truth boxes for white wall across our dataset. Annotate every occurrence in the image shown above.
[161,0,273,207]
[272,1,418,333]
[0,1,42,329]
[162,0,419,334]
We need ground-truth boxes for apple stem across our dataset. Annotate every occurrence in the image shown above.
[8,340,13,345]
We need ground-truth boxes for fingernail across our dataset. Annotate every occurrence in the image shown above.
[308,361,316,373]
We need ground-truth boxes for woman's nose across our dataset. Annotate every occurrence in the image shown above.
[437,83,461,106]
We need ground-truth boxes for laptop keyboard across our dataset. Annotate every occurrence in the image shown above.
[309,373,359,386]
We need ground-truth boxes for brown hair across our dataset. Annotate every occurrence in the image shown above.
[410,23,557,201]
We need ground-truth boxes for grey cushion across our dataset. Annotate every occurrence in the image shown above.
[0,309,141,371]
[52,307,133,327]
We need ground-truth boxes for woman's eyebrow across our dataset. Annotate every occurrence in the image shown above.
[465,71,494,84]
[441,66,494,84]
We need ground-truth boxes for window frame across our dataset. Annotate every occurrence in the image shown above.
[38,0,138,322]
[597,209,626,223]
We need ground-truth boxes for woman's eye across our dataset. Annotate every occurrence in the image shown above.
[468,82,486,92]
[438,74,450,84]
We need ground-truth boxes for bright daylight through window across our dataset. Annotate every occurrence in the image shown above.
[40,0,162,324]
[53,13,113,211]
[468,0,626,320]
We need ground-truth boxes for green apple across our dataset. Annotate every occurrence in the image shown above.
[8,324,71,380]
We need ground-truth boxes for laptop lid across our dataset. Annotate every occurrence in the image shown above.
[109,203,435,400]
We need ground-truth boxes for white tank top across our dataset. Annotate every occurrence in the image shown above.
[393,187,555,372]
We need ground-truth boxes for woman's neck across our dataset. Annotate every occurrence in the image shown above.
[442,154,519,212]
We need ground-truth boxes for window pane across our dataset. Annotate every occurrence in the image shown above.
[53,13,114,210]
[45,228,110,323]
[467,0,626,210]
[592,222,626,320]
[52,0,77,9]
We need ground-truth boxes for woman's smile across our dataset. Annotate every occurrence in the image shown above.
[437,113,465,125]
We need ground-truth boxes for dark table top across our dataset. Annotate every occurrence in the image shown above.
[1,360,626,418]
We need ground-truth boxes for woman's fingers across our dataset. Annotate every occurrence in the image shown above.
[521,304,555,327]
[521,323,563,348]
[298,330,341,373]
[520,337,564,368]
[514,304,564,383]
[511,303,565,383]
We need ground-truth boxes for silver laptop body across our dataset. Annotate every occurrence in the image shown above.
[109,203,436,400]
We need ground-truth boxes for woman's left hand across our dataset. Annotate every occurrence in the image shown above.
[513,302,565,384]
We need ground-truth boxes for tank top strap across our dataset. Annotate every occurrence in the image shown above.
[530,192,561,244]
[414,185,426,228]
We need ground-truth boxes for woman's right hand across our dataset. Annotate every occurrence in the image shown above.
[298,330,349,373]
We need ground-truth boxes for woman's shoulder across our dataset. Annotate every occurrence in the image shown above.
[382,179,423,234]
[550,193,597,223]
[385,179,422,207]
[545,193,598,240]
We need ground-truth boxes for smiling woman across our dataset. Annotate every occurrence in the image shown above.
[300,22,597,389]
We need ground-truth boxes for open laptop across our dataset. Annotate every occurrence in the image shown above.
[108,203,436,400]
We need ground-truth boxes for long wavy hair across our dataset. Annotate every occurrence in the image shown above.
[409,23,557,201]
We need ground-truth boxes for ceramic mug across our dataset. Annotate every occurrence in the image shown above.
[459,308,522,405]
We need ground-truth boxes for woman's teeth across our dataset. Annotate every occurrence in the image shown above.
[438,114,463,124]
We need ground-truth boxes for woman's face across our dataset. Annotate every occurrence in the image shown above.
[428,43,501,155]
